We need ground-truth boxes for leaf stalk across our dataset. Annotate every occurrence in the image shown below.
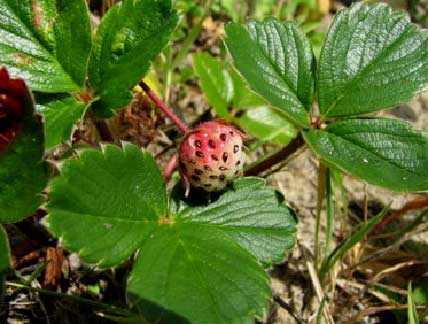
[139,81,190,134]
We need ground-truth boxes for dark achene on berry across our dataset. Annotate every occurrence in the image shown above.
[178,120,245,196]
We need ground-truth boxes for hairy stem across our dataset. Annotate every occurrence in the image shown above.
[244,133,305,177]
[139,81,189,134]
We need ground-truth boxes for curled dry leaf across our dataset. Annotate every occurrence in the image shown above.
[43,247,64,289]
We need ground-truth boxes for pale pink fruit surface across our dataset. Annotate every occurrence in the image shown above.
[178,120,245,194]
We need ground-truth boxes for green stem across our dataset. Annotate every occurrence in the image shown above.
[162,46,172,104]
[325,168,334,256]
[171,23,203,70]
[314,162,327,269]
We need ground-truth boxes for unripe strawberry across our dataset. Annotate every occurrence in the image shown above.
[178,120,245,195]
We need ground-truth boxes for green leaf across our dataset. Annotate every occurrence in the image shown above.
[46,146,297,323]
[0,83,47,223]
[0,0,92,92]
[0,225,10,274]
[408,281,421,324]
[177,177,297,265]
[47,144,166,267]
[230,68,266,110]
[127,224,270,324]
[238,106,297,145]
[88,0,178,115]
[193,52,233,118]
[225,19,315,128]
[36,96,86,149]
[412,281,428,306]
[303,118,428,192]
[318,3,428,117]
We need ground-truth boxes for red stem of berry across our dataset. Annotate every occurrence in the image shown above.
[139,81,190,134]
[140,81,306,179]
[163,155,178,180]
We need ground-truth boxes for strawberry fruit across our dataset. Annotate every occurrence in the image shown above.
[178,120,245,195]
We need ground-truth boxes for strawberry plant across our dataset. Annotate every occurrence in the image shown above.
[0,0,177,148]
[1,0,428,323]
[0,67,47,299]
[225,3,428,191]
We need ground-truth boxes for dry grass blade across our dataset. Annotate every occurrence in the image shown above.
[348,304,426,323]
[355,222,428,267]
[372,260,427,282]
[307,260,335,324]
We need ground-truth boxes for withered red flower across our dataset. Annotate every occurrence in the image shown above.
[0,67,30,153]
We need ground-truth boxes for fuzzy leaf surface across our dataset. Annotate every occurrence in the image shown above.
[193,52,233,118]
[225,19,314,127]
[0,0,92,92]
[47,144,167,267]
[37,97,86,149]
[46,146,296,323]
[303,118,428,192]
[318,3,428,117]
[88,0,178,115]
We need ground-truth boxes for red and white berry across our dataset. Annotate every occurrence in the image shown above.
[178,120,245,195]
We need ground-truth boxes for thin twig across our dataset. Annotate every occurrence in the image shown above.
[139,81,189,134]
[244,133,305,177]
[6,282,132,315]
[273,295,306,324]
[306,260,335,324]
[348,305,425,323]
